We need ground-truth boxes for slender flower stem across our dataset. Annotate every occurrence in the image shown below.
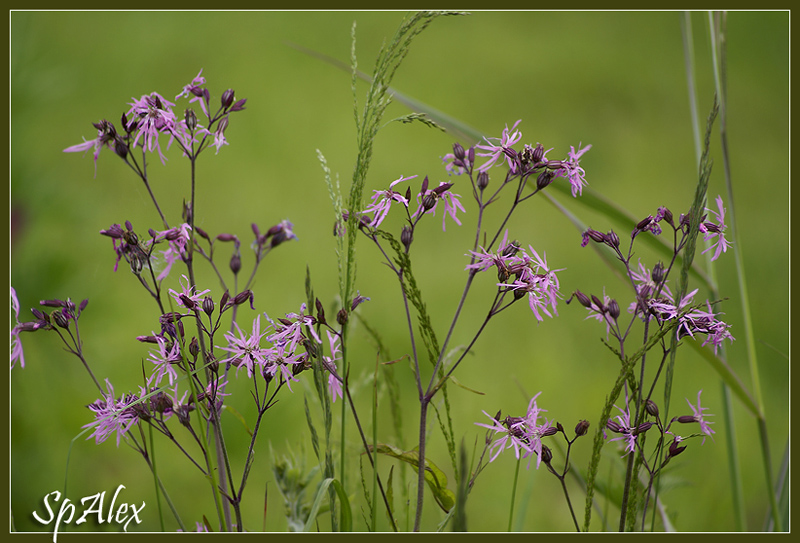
[507,456,522,531]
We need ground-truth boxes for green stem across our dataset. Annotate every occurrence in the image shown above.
[507,455,522,532]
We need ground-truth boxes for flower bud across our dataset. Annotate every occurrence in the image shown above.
[477,170,489,191]
[584,229,605,243]
[542,426,558,437]
[422,192,438,212]
[668,438,687,458]
[230,251,241,275]
[114,140,128,159]
[645,399,659,418]
[185,108,197,131]
[100,224,125,239]
[502,241,521,258]
[606,419,622,433]
[607,299,620,320]
[401,225,413,250]
[532,142,545,163]
[536,170,554,190]
[31,307,49,324]
[189,337,200,358]
[153,391,173,414]
[216,115,229,135]
[635,422,654,435]
[575,419,590,437]
[571,290,592,308]
[220,290,230,309]
[233,290,253,308]
[637,216,655,231]
[605,230,620,248]
[130,253,145,275]
[540,445,553,464]
[315,298,326,325]
[433,182,453,195]
[206,352,219,374]
[179,294,197,310]
[221,89,235,109]
[203,296,215,316]
[652,262,665,285]
[52,309,70,329]
[452,142,465,160]
[659,206,674,226]
[336,308,348,326]
[120,112,131,133]
[196,227,210,241]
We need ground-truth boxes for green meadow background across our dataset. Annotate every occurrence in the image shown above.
[10,11,788,533]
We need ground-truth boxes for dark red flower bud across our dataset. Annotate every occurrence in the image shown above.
[652,262,665,285]
[185,108,197,131]
[668,439,687,458]
[189,337,200,358]
[52,309,70,329]
[221,89,235,109]
[575,419,590,437]
[542,426,558,437]
[230,251,241,275]
[100,224,125,239]
[635,422,654,435]
[401,225,413,250]
[179,294,196,310]
[536,170,554,190]
[315,298,326,325]
[477,170,489,190]
[233,290,253,308]
[203,296,214,316]
[195,226,210,241]
[114,140,128,159]
[571,290,592,308]
[607,299,620,320]
[336,308,348,326]
[606,419,622,433]
[433,182,453,195]
[422,192,438,211]
[420,175,429,195]
[453,142,465,160]
[585,229,605,243]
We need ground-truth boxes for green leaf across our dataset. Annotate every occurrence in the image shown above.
[304,395,321,461]
[386,466,396,528]
[368,443,455,513]
[303,478,353,532]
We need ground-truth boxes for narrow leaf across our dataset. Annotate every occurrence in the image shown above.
[369,443,456,513]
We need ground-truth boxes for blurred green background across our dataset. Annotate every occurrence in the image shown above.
[10,11,788,533]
